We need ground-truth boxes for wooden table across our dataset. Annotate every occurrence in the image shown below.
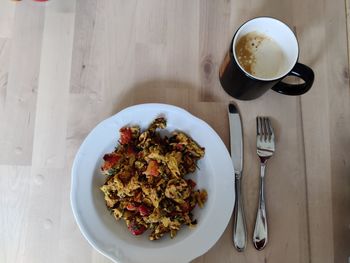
[1,0,349,262]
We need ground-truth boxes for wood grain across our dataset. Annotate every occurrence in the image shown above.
[0,165,31,263]
[1,0,350,262]
[0,1,44,165]
[23,1,79,262]
[327,0,350,261]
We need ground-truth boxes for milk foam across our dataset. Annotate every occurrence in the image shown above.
[235,32,288,79]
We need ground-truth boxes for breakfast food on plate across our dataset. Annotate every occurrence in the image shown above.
[100,117,207,240]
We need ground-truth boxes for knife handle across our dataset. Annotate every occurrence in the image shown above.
[233,174,247,251]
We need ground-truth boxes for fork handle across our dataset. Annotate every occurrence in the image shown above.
[253,163,268,250]
[233,174,247,251]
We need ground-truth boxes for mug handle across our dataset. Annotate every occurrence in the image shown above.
[272,63,315,95]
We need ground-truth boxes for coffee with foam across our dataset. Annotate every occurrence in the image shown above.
[235,31,288,79]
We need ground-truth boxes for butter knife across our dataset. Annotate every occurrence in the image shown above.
[228,103,247,251]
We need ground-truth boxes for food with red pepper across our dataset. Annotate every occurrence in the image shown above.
[100,117,207,240]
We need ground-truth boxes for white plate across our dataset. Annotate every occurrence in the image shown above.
[71,103,234,263]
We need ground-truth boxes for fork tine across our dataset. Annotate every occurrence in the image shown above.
[262,117,269,142]
[266,118,274,142]
[264,117,270,141]
[258,117,262,137]
[267,118,274,136]
[256,117,261,135]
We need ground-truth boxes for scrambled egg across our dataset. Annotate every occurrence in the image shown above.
[100,117,207,240]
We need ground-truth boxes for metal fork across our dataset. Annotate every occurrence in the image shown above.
[253,117,275,250]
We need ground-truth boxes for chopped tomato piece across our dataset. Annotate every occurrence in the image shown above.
[176,143,184,151]
[128,221,146,235]
[103,153,121,163]
[138,205,151,217]
[101,153,121,171]
[126,203,138,211]
[119,127,132,144]
[143,160,159,177]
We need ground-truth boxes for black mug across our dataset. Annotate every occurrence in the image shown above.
[219,17,314,100]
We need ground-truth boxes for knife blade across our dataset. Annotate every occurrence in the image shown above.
[228,103,247,251]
